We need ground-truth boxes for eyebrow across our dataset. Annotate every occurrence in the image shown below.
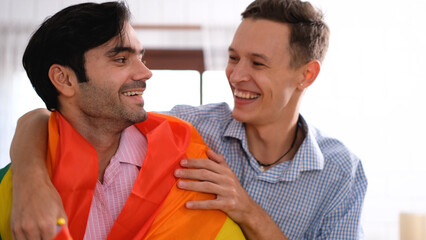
[228,47,270,62]
[106,46,145,57]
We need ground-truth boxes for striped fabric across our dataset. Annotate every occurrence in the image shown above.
[0,111,245,240]
[84,126,147,240]
[167,103,368,239]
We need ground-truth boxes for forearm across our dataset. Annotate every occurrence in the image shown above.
[9,109,65,240]
[10,108,50,179]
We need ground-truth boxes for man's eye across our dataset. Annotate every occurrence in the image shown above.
[229,56,238,62]
[115,57,126,63]
[253,61,264,66]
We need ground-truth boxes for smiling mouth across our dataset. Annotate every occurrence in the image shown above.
[122,91,144,96]
[234,89,260,99]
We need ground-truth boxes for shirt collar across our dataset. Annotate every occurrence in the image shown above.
[222,115,325,183]
[113,125,147,168]
[223,118,246,140]
[278,116,324,182]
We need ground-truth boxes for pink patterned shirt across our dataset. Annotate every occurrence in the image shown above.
[83,125,147,240]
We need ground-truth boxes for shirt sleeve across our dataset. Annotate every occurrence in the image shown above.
[317,161,368,239]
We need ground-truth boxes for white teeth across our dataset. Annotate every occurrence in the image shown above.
[234,89,260,99]
[123,91,143,96]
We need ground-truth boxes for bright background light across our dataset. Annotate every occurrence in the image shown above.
[1,0,426,239]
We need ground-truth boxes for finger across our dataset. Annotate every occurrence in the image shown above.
[25,229,42,240]
[177,179,225,195]
[39,219,57,240]
[206,150,225,164]
[41,229,56,240]
[175,167,224,184]
[15,221,41,240]
[11,227,26,240]
[181,158,222,173]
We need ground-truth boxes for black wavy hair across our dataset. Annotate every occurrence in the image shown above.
[22,1,130,110]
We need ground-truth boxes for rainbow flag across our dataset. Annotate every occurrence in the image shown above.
[53,224,72,240]
[0,112,245,240]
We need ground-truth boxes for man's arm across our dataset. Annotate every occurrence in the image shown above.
[10,109,67,240]
[320,162,368,239]
[174,150,288,240]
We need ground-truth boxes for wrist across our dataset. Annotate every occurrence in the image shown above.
[235,202,287,240]
[11,160,50,186]
[233,200,264,234]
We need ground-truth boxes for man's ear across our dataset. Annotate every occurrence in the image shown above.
[297,60,321,90]
[48,64,77,97]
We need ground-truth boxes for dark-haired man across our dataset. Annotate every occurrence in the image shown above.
[7,0,367,239]
[0,2,244,240]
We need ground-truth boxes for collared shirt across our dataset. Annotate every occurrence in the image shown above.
[84,125,147,240]
[167,103,368,240]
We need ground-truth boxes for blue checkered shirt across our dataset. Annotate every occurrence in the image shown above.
[166,103,367,239]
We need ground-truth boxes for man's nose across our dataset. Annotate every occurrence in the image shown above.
[228,62,250,84]
[133,60,152,81]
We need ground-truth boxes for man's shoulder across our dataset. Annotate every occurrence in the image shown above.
[308,125,363,177]
[166,103,234,123]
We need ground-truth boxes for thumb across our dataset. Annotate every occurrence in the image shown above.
[206,149,225,164]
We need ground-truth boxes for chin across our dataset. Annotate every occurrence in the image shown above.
[232,108,248,123]
[135,111,148,123]
[125,109,148,124]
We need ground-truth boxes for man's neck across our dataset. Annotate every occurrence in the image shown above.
[59,110,131,182]
[90,133,122,183]
[245,112,303,169]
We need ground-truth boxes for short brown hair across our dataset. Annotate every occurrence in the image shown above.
[242,0,330,68]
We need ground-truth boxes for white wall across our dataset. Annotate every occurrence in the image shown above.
[1,0,426,239]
